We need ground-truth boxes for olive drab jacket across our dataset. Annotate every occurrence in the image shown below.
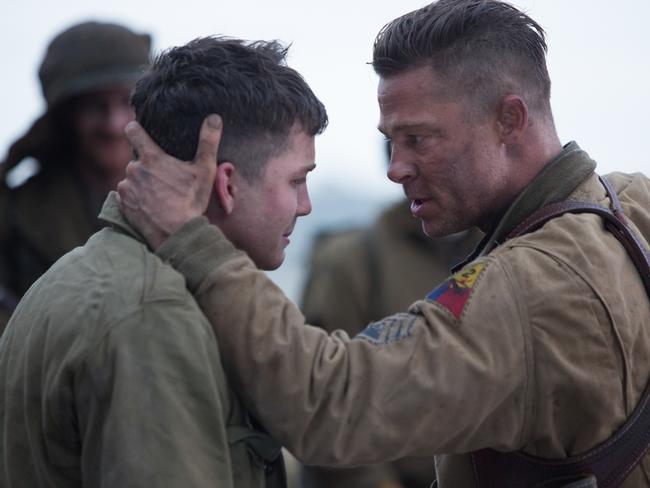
[0,168,98,333]
[0,193,284,487]
[154,142,650,487]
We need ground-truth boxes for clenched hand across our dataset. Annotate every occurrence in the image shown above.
[117,114,222,249]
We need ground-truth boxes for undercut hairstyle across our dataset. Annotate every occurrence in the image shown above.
[131,37,328,181]
[372,0,552,116]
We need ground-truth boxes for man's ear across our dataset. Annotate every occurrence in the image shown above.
[214,162,237,215]
[497,95,529,143]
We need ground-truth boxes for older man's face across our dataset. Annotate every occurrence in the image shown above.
[378,64,509,237]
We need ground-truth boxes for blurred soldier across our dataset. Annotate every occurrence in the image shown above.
[0,21,151,332]
[301,197,481,488]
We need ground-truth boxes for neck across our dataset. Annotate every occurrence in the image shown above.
[478,125,564,234]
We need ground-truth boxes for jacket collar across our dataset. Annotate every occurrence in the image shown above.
[98,191,147,244]
[453,141,597,271]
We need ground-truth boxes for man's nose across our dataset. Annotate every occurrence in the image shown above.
[387,145,415,184]
[297,184,312,217]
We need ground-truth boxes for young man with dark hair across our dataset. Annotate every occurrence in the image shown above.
[131,37,326,270]
[0,36,326,487]
[118,1,650,486]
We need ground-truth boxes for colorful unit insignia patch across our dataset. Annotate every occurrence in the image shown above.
[357,313,417,346]
[426,262,485,319]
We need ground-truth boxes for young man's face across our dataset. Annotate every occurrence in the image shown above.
[220,124,316,270]
[378,64,508,237]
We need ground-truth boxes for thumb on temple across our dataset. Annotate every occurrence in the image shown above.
[194,114,223,171]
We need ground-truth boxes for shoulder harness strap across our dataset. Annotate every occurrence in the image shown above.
[471,176,650,488]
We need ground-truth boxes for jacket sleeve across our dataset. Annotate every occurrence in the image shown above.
[72,296,236,487]
[157,218,531,466]
[301,234,403,488]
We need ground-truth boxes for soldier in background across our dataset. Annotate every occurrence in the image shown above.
[0,21,150,332]
[300,144,482,488]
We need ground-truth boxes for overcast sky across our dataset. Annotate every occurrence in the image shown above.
[2,0,648,200]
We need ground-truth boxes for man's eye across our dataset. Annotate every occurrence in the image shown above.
[292,177,306,186]
[408,135,424,146]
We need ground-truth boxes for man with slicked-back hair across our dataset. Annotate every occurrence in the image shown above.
[119,1,650,486]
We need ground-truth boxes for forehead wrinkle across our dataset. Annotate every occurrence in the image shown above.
[379,120,441,137]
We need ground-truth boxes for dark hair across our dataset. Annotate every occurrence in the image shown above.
[131,37,328,181]
[372,0,551,115]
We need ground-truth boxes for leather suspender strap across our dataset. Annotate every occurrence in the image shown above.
[471,176,650,488]
[506,177,650,298]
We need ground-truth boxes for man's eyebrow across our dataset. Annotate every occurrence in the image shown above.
[293,163,316,176]
[377,122,438,135]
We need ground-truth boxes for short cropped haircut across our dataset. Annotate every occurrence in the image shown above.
[373,0,551,115]
[131,37,328,181]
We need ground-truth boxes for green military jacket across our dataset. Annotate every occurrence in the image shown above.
[153,143,650,487]
[0,168,98,333]
[0,193,282,487]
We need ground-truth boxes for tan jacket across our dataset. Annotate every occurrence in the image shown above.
[156,143,650,487]
[0,194,281,487]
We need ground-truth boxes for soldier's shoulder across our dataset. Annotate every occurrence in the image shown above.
[309,227,367,268]
[13,228,200,348]
[420,258,495,321]
[81,227,193,306]
[606,172,650,209]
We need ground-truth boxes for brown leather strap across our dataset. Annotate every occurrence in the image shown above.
[472,176,650,487]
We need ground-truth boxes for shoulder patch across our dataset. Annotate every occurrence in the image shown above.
[426,262,485,319]
[356,313,417,346]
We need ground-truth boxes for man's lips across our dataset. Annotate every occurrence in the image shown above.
[282,229,294,244]
[410,197,432,217]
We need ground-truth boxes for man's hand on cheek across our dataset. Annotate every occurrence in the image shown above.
[117,114,222,249]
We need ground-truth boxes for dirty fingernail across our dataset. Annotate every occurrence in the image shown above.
[207,114,222,129]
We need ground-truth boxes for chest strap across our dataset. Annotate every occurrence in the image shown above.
[471,176,650,488]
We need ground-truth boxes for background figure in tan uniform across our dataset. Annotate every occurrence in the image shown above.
[0,21,150,332]
[302,200,481,488]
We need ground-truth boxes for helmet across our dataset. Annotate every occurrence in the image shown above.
[38,21,151,108]
[1,21,151,181]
